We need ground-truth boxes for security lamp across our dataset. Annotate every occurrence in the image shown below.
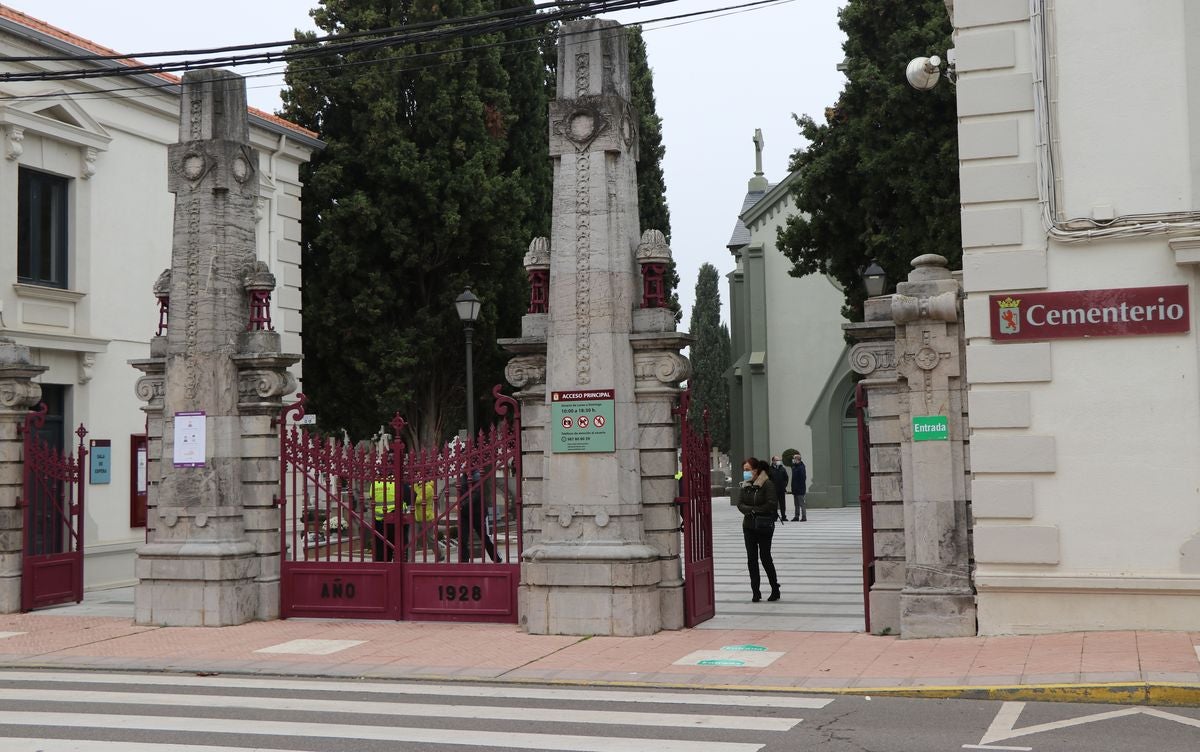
[863,262,887,297]
[905,55,942,91]
[454,288,481,323]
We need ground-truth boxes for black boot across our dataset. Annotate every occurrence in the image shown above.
[767,586,781,602]
[752,591,762,602]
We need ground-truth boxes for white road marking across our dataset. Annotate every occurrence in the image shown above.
[961,745,1033,751]
[253,638,364,655]
[976,700,1200,746]
[0,670,834,709]
[0,688,801,732]
[0,632,26,639]
[4,740,285,752]
[0,711,765,752]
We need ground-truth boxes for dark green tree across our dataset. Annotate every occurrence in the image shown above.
[281,0,549,446]
[626,25,680,321]
[687,264,731,452]
[777,0,959,322]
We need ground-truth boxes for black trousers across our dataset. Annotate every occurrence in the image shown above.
[743,525,779,595]
[373,518,395,562]
[458,498,498,563]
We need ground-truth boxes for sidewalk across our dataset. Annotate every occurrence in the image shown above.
[2,600,1198,706]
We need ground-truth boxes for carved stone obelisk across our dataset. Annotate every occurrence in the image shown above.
[514,19,680,636]
[132,70,298,626]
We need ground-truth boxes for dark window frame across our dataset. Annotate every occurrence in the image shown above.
[17,167,70,289]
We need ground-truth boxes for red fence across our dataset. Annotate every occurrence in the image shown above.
[675,390,714,627]
[277,386,522,622]
[20,404,86,612]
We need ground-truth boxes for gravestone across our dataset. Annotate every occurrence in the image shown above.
[131,70,299,626]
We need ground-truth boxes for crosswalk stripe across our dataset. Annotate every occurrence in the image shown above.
[0,671,834,709]
[0,711,765,752]
[0,688,802,732]
[4,740,284,752]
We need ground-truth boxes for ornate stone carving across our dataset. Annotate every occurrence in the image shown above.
[238,369,297,402]
[0,379,41,410]
[636,229,671,264]
[575,149,592,385]
[81,147,97,179]
[551,102,612,153]
[849,341,897,376]
[523,237,551,270]
[892,291,959,324]
[5,126,23,160]
[505,355,547,390]
[633,352,690,385]
[134,373,165,410]
[153,268,172,297]
[78,353,96,384]
[575,52,590,97]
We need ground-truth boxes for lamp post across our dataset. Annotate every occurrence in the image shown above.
[455,287,482,438]
[863,261,887,298]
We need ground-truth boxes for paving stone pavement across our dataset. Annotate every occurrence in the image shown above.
[700,499,864,632]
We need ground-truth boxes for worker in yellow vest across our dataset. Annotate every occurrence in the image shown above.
[408,479,440,562]
[370,478,397,562]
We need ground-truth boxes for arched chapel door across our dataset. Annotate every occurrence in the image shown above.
[840,392,860,506]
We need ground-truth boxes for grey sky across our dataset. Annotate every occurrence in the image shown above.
[9,0,847,325]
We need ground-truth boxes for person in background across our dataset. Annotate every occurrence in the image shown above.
[737,457,781,602]
[458,468,500,563]
[408,477,441,562]
[791,452,808,522]
[369,477,397,562]
[769,455,790,523]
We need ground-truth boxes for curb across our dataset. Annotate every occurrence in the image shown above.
[4,662,1198,707]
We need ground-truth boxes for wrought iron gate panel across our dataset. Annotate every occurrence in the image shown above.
[278,385,521,623]
[20,404,86,612]
[675,390,715,627]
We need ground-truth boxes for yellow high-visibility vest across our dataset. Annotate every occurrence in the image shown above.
[413,480,436,522]
[370,480,396,520]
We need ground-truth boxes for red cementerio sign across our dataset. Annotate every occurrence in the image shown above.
[990,285,1190,342]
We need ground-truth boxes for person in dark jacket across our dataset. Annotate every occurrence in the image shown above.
[791,453,808,521]
[736,457,781,602]
[769,456,789,522]
[458,469,500,563]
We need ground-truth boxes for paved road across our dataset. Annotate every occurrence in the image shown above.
[703,501,865,632]
[2,670,1198,751]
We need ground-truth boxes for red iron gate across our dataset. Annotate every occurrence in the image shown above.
[675,390,714,627]
[278,386,522,622]
[20,404,87,612]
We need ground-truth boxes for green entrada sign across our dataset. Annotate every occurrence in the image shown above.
[912,415,949,442]
[551,389,616,453]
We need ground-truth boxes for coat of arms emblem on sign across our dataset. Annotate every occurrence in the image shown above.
[997,297,1021,334]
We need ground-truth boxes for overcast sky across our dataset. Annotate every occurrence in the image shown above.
[9,0,847,325]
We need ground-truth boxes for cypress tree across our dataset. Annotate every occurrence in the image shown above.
[688,264,731,452]
[281,0,548,445]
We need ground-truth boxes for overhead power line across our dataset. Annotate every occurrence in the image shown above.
[0,0,680,83]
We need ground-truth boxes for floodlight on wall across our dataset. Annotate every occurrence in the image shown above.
[863,261,887,297]
[905,50,956,91]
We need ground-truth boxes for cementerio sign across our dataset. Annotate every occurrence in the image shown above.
[989,285,1190,342]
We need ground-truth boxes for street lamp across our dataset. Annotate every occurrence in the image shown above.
[863,261,887,297]
[455,287,482,438]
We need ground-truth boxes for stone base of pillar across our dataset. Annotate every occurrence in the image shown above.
[135,538,259,626]
[520,543,664,635]
[899,589,977,638]
[869,583,902,635]
[658,580,685,630]
[254,578,280,621]
[0,575,18,614]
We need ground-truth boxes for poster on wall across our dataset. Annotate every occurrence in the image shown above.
[173,411,206,467]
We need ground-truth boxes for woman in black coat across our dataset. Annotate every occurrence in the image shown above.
[736,457,781,602]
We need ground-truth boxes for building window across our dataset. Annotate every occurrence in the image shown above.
[18,168,69,289]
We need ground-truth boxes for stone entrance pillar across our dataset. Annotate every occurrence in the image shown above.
[131,70,298,626]
[0,339,47,613]
[892,254,975,637]
[504,20,688,636]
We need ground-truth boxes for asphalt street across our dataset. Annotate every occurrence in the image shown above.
[1,670,1198,751]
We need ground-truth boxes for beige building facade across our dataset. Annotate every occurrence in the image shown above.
[950,0,1200,633]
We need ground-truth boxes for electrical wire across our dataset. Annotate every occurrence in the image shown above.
[0,0,682,82]
[0,0,793,107]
